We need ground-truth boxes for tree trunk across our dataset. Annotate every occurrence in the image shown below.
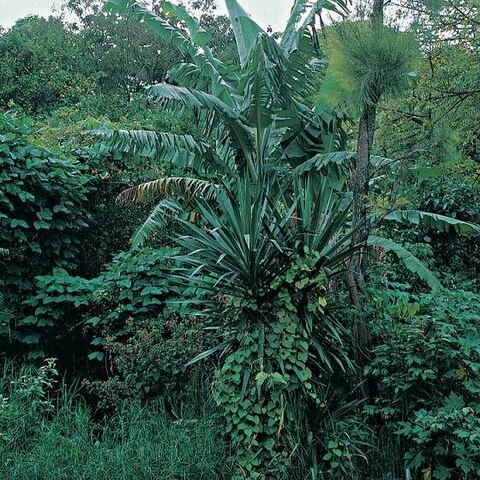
[348,0,384,362]
[347,103,376,356]
[372,0,384,26]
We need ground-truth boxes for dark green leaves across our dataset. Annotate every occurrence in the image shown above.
[383,210,480,235]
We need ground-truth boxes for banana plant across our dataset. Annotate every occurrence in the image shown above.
[102,0,480,291]
[101,0,480,296]
[103,0,348,189]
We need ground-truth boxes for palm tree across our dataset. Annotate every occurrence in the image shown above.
[319,12,420,360]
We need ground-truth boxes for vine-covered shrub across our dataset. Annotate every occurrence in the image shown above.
[212,255,351,480]
[19,248,175,357]
[0,113,91,301]
[366,287,480,480]
[0,113,93,353]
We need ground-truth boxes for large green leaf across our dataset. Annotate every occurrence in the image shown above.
[280,0,310,57]
[225,0,265,67]
[148,83,254,159]
[281,0,350,58]
[294,151,397,183]
[105,0,194,55]
[96,128,206,158]
[383,210,480,235]
[368,235,442,290]
[117,177,216,204]
[163,1,211,46]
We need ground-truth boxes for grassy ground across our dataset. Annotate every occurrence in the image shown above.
[0,362,231,480]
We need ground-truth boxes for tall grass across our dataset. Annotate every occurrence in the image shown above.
[0,361,231,480]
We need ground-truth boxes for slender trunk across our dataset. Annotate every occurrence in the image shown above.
[372,0,384,26]
[348,0,384,362]
[347,103,376,356]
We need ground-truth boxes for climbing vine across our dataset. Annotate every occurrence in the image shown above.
[213,254,330,479]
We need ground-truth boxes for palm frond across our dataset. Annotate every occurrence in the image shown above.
[116,177,217,204]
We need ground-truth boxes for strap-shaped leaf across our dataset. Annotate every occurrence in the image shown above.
[163,1,211,46]
[131,198,181,248]
[148,83,254,155]
[383,210,480,235]
[368,235,442,291]
[225,0,265,67]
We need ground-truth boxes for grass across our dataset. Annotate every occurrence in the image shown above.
[0,361,231,480]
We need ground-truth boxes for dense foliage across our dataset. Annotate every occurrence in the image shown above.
[1,0,479,479]
[0,113,92,359]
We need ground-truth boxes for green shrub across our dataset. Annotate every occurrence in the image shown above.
[0,17,94,113]
[21,247,214,405]
[0,113,92,353]
[366,287,480,479]
[419,177,480,277]
[21,247,178,359]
